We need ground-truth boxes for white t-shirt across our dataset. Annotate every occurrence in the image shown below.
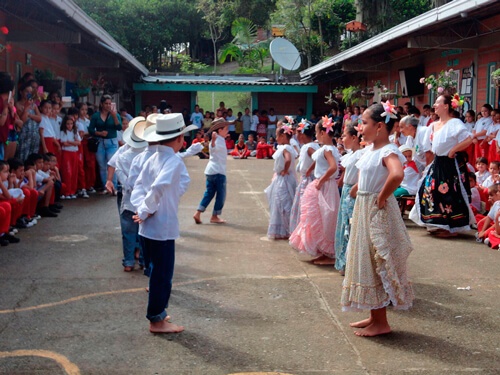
[400,162,420,195]
[205,134,227,175]
[429,118,471,156]
[482,175,498,188]
[251,115,259,132]
[405,126,430,171]
[475,170,490,186]
[52,116,62,139]
[418,116,430,128]
[312,145,341,180]
[341,149,364,185]
[487,200,500,220]
[296,141,320,176]
[226,115,236,132]
[474,116,493,140]
[486,123,500,144]
[267,114,277,129]
[356,143,405,193]
[76,117,90,134]
[39,115,56,138]
[60,131,81,152]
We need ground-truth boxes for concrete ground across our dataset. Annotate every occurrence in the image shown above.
[0,156,499,375]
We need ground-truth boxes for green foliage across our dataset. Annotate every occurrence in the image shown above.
[341,85,361,104]
[197,91,251,112]
[232,0,277,26]
[218,17,270,73]
[174,54,210,73]
[311,0,356,51]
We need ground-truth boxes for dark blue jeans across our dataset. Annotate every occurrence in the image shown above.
[141,236,175,322]
[120,209,141,267]
[197,174,226,215]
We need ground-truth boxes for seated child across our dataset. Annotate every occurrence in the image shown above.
[256,136,274,159]
[225,134,235,154]
[191,131,204,145]
[475,183,500,242]
[8,158,39,227]
[199,134,210,159]
[46,153,66,204]
[394,145,419,197]
[230,134,250,159]
[475,157,490,187]
[481,161,499,188]
[246,134,257,157]
[0,160,24,239]
[469,172,482,214]
[28,153,58,217]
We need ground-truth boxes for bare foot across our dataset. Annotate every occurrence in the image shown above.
[312,255,335,265]
[193,212,202,224]
[354,322,391,337]
[434,231,458,238]
[150,319,184,334]
[210,216,226,224]
[350,317,372,328]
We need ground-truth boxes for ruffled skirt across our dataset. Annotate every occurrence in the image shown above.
[265,173,297,239]
[341,192,414,311]
[289,178,340,257]
[289,175,314,233]
[334,184,355,271]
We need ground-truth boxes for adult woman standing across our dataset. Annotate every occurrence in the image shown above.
[15,81,42,161]
[88,95,122,191]
[410,95,474,237]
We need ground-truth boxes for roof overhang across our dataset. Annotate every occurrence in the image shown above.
[300,0,499,81]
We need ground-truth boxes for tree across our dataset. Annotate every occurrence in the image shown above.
[232,0,278,26]
[196,0,232,73]
[218,17,270,73]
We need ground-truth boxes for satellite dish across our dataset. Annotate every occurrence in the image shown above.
[270,38,301,71]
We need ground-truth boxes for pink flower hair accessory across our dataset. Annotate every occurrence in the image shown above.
[381,100,398,123]
[281,124,293,135]
[297,118,309,133]
[321,115,334,133]
[284,115,295,125]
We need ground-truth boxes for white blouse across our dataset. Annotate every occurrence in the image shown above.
[474,116,493,140]
[341,149,364,185]
[429,118,471,156]
[76,118,90,134]
[356,143,405,193]
[296,141,320,175]
[39,115,56,138]
[312,145,341,180]
[273,144,297,174]
[60,131,81,152]
[486,123,500,144]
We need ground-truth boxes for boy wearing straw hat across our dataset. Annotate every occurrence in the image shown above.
[193,117,230,224]
[131,113,197,334]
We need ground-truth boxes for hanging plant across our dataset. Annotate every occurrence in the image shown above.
[420,69,458,95]
[341,85,361,105]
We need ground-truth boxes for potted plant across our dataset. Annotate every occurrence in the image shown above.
[491,68,500,88]
[341,85,361,105]
[420,69,458,95]
[34,68,62,92]
[332,87,344,100]
[73,71,91,98]
[361,87,374,98]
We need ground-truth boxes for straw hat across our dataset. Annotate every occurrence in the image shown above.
[143,113,197,142]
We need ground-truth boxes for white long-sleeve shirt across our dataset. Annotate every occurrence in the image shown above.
[131,145,190,241]
[115,146,146,214]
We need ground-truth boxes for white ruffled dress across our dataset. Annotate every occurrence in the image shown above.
[341,143,414,311]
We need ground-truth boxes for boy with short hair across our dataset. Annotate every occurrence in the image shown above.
[131,113,197,334]
[29,153,57,217]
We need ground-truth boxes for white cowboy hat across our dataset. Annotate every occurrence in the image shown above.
[398,144,415,158]
[123,116,148,149]
[143,113,197,142]
[133,113,159,140]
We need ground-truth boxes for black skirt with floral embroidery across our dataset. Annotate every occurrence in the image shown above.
[417,152,471,231]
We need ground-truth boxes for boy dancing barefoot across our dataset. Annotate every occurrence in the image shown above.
[132,113,197,334]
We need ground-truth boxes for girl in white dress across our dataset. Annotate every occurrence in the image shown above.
[410,95,474,236]
[342,102,414,337]
[289,117,341,265]
[265,125,297,239]
[289,119,320,233]
[334,123,363,274]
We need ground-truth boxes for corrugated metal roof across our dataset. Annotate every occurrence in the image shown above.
[142,75,313,86]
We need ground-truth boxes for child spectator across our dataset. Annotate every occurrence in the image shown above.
[256,135,273,159]
[29,153,57,217]
[234,111,243,139]
[290,120,319,233]
[130,113,196,334]
[394,145,419,197]
[38,100,60,155]
[250,109,259,138]
[468,172,481,214]
[225,134,235,154]
[265,124,297,239]
[193,118,230,224]
[59,116,81,199]
[46,153,65,204]
[246,134,257,156]
[481,161,500,188]
[8,157,39,227]
[269,136,277,151]
[475,157,490,187]
[476,183,500,242]
[486,207,500,248]
[257,110,268,140]
[230,134,250,159]
[0,160,25,232]
[290,117,341,265]
[226,108,237,141]
[76,103,95,196]
[472,104,494,160]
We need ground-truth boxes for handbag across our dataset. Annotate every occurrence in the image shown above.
[87,137,99,153]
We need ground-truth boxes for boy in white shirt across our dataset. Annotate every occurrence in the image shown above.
[193,118,229,224]
[131,113,196,334]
